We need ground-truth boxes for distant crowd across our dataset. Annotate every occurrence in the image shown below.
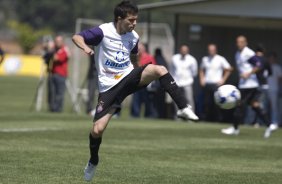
[40,35,282,127]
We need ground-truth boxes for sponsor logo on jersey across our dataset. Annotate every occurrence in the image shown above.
[104,51,130,69]
[105,60,130,68]
[114,74,123,80]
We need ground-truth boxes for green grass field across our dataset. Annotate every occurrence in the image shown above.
[1,76,282,184]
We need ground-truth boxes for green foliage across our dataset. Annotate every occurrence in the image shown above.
[1,0,166,32]
[7,21,52,53]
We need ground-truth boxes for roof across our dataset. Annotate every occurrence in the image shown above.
[138,0,207,10]
[138,0,282,20]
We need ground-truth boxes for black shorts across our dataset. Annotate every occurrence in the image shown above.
[94,65,149,121]
[239,88,261,106]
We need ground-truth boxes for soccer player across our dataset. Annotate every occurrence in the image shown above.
[221,36,273,138]
[72,1,198,181]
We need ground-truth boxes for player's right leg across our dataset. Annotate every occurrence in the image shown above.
[139,64,198,121]
[84,109,116,182]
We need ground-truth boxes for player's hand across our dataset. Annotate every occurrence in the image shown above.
[200,79,205,87]
[217,79,224,86]
[84,47,94,55]
[240,72,251,79]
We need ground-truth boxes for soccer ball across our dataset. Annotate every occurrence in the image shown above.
[214,85,241,109]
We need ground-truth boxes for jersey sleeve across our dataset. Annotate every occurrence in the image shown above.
[131,40,139,54]
[221,57,231,69]
[248,56,262,68]
[200,57,206,69]
[78,26,104,46]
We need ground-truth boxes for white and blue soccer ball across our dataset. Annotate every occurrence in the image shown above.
[214,84,241,109]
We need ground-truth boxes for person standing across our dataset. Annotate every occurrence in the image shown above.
[267,52,282,130]
[154,48,168,119]
[72,1,198,181]
[171,45,198,112]
[49,36,69,112]
[42,39,56,111]
[221,35,273,138]
[199,44,232,122]
[249,45,272,126]
[86,52,98,115]
[130,42,157,118]
[0,44,5,65]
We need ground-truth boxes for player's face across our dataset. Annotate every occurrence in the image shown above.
[120,13,138,33]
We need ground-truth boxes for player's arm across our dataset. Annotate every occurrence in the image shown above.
[72,35,94,55]
[72,26,104,55]
[220,67,233,85]
[241,56,260,79]
[130,54,139,68]
[199,68,205,87]
[199,59,205,87]
[130,40,139,68]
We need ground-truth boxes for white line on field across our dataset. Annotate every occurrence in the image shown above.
[0,127,61,133]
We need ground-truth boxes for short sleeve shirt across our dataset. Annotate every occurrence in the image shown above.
[79,22,139,92]
[201,54,231,84]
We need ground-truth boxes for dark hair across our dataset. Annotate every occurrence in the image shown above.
[155,48,162,56]
[114,1,138,22]
[255,44,265,53]
[267,51,277,59]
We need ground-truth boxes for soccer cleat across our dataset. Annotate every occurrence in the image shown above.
[269,124,278,131]
[264,124,278,138]
[177,105,199,121]
[221,126,240,135]
[84,161,97,182]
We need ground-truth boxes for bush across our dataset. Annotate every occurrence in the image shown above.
[7,20,52,53]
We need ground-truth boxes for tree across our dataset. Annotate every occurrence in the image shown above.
[7,20,52,53]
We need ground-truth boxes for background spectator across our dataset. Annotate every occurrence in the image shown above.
[0,44,5,65]
[48,35,69,112]
[86,52,98,115]
[171,45,197,113]
[267,52,282,128]
[248,45,272,126]
[199,43,232,122]
[130,43,157,118]
[42,38,55,110]
[154,48,168,119]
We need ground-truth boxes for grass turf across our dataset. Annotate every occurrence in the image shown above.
[0,76,282,184]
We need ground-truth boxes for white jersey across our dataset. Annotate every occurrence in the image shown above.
[79,22,139,92]
[235,46,258,89]
[171,53,198,86]
[201,54,231,84]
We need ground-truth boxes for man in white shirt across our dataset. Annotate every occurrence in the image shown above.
[171,45,198,111]
[72,1,198,181]
[199,44,232,121]
[221,35,274,138]
[267,52,282,129]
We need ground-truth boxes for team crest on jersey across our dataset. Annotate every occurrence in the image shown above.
[96,100,104,113]
[115,51,125,62]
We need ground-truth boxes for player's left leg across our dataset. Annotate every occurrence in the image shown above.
[84,109,116,181]
[250,101,274,138]
[139,64,198,120]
